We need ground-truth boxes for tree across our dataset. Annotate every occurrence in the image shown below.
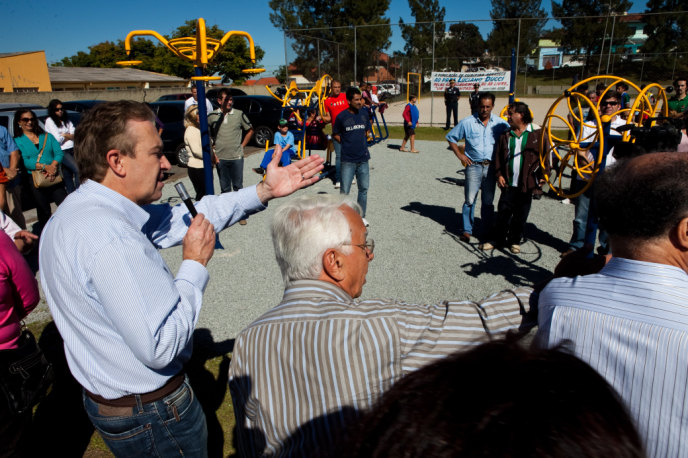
[399,0,447,70]
[551,0,632,73]
[56,20,264,83]
[641,0,688,77]
[268,0,392,84]
[487,0,547,64]
[444,23,487,68]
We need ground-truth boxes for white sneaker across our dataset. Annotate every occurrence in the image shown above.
[561,198,571,205]
[334,182,341,189]
[362,218,370,227]
[352,178,357,185]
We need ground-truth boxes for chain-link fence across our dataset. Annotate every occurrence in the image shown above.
[283,11,688,93]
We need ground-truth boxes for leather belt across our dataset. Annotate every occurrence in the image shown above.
[85,372,185,407]
[474,160,491,166]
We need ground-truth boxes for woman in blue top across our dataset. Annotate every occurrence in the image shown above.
[13,109,67,231]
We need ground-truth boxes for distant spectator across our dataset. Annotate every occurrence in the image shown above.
[399,94,419,153]
[13,109,67,232]
[616,82,631,111]
[44,99,79,193]
[305,110,327,150]
[444,79,461,130]
[338,339,645,458]
[253,119,296,175]
[322,80,348,188]
[469,83,481,115]
[669,76,688,114]
[184,85,214,115]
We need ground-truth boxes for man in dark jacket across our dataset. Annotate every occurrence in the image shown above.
[482,102,546,254]
[444,79,461,129]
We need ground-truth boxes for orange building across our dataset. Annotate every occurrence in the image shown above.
[0,51,52,93]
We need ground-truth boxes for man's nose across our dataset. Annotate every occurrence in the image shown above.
[161,155,171,171]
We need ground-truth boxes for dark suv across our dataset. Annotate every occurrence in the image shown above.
[147,101,186,163]
[230,95,283,148]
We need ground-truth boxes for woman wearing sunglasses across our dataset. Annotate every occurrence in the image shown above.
[44,99,79,193]
[13,109,67,232]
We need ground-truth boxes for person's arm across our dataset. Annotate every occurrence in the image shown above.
[184,127,204,159]
[241,128,254,147]
[446,123,472,166]
[1,233,39,320]
[332,115,342,143]
[402,105,411,124]
[395,287,536,375]
[44,118,65,145]
[41,134,63,178]
[321,103,332,124]
[494,134,507,188]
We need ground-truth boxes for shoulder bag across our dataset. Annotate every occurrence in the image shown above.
[31,135,63,189]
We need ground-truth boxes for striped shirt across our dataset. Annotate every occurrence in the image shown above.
[229,280,535,457]
[536,257,688,457]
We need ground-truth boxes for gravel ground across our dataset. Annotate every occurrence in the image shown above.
[28,138,578,342]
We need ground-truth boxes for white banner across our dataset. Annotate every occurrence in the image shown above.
[431,71,511,92]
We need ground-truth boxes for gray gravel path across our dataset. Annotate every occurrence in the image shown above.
[29,138,578,342]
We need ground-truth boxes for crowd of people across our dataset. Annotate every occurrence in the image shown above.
[0,75,687,458]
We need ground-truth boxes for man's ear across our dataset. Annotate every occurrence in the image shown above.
[105,149,126,177]
[321,248,345,282]
[674,217,688,251]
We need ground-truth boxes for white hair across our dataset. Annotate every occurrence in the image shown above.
[271,194,361,283]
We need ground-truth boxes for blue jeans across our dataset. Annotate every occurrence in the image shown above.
[259,147,295,170]
[333,139,342,183]
[83,376,208,457]
[569,179,608,252]
[61,148,80,193]
[462,162,496,236]
[340,161,369,217]
[216,158,243,193]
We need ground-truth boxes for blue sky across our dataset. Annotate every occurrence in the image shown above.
[2,0,646,77]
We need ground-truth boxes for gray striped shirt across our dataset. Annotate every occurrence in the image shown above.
[536,257,688,457]
[229,279,535,457]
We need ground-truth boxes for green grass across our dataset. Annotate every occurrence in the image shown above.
[383,125,450,142]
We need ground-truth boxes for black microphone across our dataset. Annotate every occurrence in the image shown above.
[174,183,197,217]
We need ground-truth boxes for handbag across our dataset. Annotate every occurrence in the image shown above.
[31,135,63,189]
[0,326,54,415]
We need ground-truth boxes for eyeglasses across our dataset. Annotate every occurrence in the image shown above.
[20,117,34,122]
[55,108,64,112]
[344,239,375,255]
[600,101,619,107]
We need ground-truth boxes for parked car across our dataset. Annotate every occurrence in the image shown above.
[61,100,106,113]
[156,93,192,102]
[230,95,284,148]
[377,83,400,97]
[562,61,584,68]
[146,101,186,164]
[0,108,80,137]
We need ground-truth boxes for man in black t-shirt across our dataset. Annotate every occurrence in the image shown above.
[333,87,372,226]
[469,83,481,115]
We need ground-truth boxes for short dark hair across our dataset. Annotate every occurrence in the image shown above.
[674,77,687,86]
[595,153,688,239]
[337,339,644,458]
[616,82,629,91]
[409,94,417,102]
[74,101,155,183]
[509,101,533,124]
[478,92,495,104]
[600,90,622,104]
[346,87,361,101]
[218,88,233,100]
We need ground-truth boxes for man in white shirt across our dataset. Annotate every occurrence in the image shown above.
[184,85,214,115]
[537,152,688,457]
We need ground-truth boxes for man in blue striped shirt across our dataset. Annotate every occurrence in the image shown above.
[39,101,324,457]
[229,194,535,457]
[536,152,688,457]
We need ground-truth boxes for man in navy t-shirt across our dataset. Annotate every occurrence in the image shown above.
[333,87,372,225]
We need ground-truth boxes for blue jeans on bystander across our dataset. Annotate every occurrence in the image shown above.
[83,376,208,457]
[462,162,496,236]
[340,161,369,217]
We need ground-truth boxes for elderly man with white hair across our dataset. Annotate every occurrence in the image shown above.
[229,194,536,457]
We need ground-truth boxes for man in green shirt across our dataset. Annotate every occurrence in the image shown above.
[668,77,688,114]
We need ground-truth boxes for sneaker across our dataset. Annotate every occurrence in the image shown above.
[334,182,341,189]
[252,167,265,175]
[560,198,571,205]
[239,219,247,226]
[459,232,471,243]
[352,178,357,185]
[362,218,370,227]
[480,242,495,251]
[509,244,521,254]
